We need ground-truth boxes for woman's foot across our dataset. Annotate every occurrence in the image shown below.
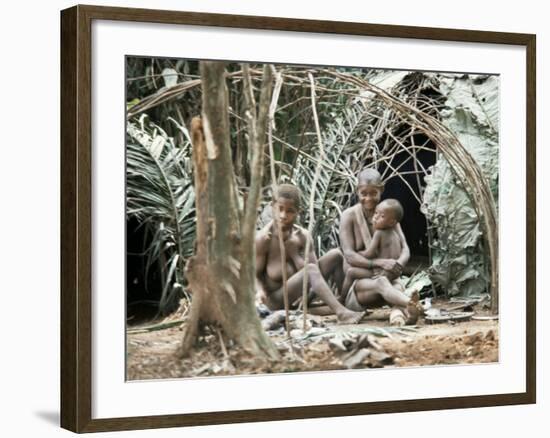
[336,309,366,325]
[389,308,406,326]
[404,291,423,325]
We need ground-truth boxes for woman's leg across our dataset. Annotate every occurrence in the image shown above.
[354,276,410,308]
[340,267,373,303]
[354,276,421,324]
[318,248,345,294]
[271,262,365,324]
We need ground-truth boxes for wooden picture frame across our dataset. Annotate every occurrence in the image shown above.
[60,4,536,433]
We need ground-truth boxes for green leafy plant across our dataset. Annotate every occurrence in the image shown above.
[126,115,195,314]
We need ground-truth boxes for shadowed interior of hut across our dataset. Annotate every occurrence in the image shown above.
[126,217,166,325]
[378,132,436,276]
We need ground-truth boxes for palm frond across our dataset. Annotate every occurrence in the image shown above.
[291,97,372,253]
[127,118,195,314]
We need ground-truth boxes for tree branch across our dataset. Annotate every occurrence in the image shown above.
[241,64,274,248]
[302,73,326,330]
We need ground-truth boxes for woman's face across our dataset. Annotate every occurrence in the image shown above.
[357,184,382,211]
[273,197,298,230]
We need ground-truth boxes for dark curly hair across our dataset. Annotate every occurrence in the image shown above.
[275,184,301,209]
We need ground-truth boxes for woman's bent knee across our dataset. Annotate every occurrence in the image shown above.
[376,276,392,288]
[306,263,320,273]
[326,248,343,260]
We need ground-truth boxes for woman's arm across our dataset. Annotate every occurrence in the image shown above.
[305,233,318,265]
[396,223,410,268]
[282,227,315,271]
[255,229,270,303]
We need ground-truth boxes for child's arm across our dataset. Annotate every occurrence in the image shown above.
[362,230,382,259]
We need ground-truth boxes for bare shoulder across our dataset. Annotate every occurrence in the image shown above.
[292,224,310,245]
[340,207,355,226]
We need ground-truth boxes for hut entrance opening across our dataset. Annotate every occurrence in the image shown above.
[377,132,437,275]
[126,217,165,324]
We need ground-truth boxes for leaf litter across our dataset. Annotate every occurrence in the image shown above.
[127,298,498,380]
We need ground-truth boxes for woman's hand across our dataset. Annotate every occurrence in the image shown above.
[376,259,403,275]
[256,289,267,305]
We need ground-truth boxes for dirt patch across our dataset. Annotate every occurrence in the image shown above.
[126,299,499,381]
[382,326,498,367]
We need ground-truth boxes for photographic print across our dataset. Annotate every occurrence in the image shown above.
[125,58,500,381]
[61,6,535,431]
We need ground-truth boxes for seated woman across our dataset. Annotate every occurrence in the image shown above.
[256,184,365,325]
[339,169,421,325]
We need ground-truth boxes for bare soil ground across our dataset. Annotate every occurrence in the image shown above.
[126,298,498,381]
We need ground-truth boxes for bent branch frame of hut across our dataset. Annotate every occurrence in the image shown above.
[127,66,499,314]
[325,70,498,313]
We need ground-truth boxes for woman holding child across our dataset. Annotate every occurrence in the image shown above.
[339,168,421,324]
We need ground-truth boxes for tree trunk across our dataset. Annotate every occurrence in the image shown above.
[180,62,278,360]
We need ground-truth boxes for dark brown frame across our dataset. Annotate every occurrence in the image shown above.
[60,4,536,433]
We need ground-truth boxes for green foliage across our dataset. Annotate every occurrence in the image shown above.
[126,115,195,313]
[422,74,499,296]
[292,99,369,253]
[126,59,499,313]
